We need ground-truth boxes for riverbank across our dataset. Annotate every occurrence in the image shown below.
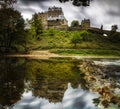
[2,49,120,59]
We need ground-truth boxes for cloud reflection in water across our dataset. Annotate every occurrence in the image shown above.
[13,83,99,109]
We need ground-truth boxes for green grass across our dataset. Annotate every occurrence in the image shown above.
[50,49,120,56]
[27,30,120,57]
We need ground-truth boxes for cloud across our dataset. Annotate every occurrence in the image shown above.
[15,0,120,30]
[20,0,51,4]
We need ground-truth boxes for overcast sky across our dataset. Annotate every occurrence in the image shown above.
[14,0,120,30]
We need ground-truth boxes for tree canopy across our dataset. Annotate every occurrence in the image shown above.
[29,13,43,39]
[71,20,79,27]
[59,0,93,6]
[0,0,16,8]
[0,7,26,53]
[71,31,82,48]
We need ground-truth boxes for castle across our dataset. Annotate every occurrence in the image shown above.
[81,19,90,30]
[38,6,68,30]
[68,19,91,31]
[38,6,118,35]
[38,6,91,30]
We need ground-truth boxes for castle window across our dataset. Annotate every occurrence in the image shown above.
[56,19,59,21]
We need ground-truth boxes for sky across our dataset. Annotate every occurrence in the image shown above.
[14,0,120,31]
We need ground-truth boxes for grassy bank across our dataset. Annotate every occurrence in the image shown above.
[28,30,120,49]
[27,29,120,57]
[50,49,120,56]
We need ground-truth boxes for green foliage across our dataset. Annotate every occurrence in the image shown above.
[70,30,90,48]
[27,28,120,52]
[108,31,120,43]
[0,0,16,8]
[0,8,27,53]
[48,27,55,36]
[59,0,91,6]
[29,13,43,39]
[80,30,89,41]
[51,49,120,56]
[80,30,89,37]
[71,20,79,27]
[26,59,81,85]
[71,31,82,48]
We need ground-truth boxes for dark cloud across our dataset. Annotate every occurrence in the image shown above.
[107,10,120,17]
[20,0,51,4]
[17,0,48,9]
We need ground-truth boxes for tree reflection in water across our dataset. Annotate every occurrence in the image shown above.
[26,58,84,102]
[0,58,26,107]
[0,58,120,108]
[0,58,84,107]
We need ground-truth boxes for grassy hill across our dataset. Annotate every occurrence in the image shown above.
[27,29,120,56]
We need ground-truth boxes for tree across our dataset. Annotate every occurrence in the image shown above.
[0,8,26,53]
[71,20,79,27]
[111,25,118,32]
[71,31,82,48]
[80,30,89,41]
[30,13,43,39]
[0,0,16,9]
[108,25,120,42]
[59,0,92,6]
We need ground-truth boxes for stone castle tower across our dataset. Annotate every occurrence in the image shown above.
[38,6,68,29]
[81,19,90,30]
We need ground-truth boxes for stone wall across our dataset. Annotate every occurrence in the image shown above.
[38,6,68,30]
[81,19,90,30]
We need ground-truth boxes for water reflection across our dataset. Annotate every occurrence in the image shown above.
[25,58,87,103]
[13,83,99,109]
[0,58,26,107]
[0,57,120,108]
[0,58,84,107]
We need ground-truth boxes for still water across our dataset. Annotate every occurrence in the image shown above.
[0,57,120,109]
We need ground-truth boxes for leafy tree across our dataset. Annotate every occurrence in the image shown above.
[30,13,43,39]
[0,0,16,8]
[111,24,118,32]
[71,31,82,48]
[0,8,26,53]
[108,24,120,43]
[59,0,92,6]
[108,31,120,43]
[71,20,79,27]
[80,30,89,41]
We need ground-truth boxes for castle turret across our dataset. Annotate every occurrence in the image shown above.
[81,19,90,30]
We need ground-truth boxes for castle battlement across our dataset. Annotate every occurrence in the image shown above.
[48,6,62,11]
[38,6,68,29]
[81,19,90,30]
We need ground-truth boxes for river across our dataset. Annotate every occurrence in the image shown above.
[0,57,120,109]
